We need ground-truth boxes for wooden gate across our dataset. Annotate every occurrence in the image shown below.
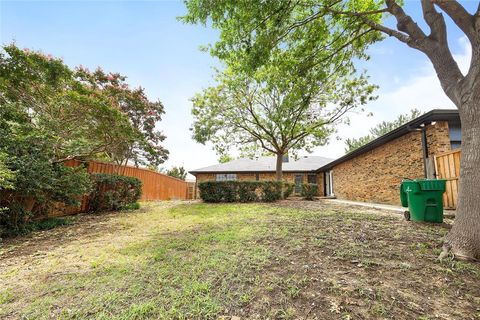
[435,150,461,209]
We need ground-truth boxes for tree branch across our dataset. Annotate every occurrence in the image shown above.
[421,0,447,43]
[326,7,414,47]
[432,0,475,42]
[385,0,427,41]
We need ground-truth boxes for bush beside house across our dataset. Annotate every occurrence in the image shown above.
[198,181,285,203]
[283,183,295,199]
[301,183,319,201]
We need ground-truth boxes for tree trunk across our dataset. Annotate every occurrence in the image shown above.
[275,153,283,181]
[445,96,480,260]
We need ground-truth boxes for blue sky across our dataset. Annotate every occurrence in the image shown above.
[0,1,473,177]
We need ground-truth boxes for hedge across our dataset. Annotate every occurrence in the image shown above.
[301,183,319,200]
[198,181,284,203]
[88,173,142,212]
[283,183,295,199]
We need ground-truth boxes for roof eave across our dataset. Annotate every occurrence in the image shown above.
[317,109,459,172]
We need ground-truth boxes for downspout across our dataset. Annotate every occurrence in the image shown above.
[323,171,327,196]
[420,127,429,178]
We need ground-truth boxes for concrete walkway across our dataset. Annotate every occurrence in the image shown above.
[325,198,456,217]
[324,199,406,213]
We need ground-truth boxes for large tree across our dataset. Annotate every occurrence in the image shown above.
[0,45,168,234]
[76,67,169,168]
[0,45,137,164]
[192,66,376,180]
[184,4,379,180]
[184,0,480,260]
[166,166,188,180]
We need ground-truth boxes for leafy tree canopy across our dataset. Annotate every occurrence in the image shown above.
[0,44,168,234]
[184,1,380,178]
[166,166,187,180]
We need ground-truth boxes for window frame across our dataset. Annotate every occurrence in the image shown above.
[215,173,237,181]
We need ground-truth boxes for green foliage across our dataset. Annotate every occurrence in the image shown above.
[76,67,169,167]
[88,174,142,212]
[218,154,234,163]
[238,181,260,202]
[261,181,283,202]
[121,202,141,211]
[27,217,73,232]
[0,152,15,190]
[345,109,423,153]
[283,183,295,199]
[182,0,383,75]
[190,62,377,172]
[166,166,187,180]
[198,181,283,203]
[0,112,91,236]
[0,45,137,163]
[185,1,379,173]
[0,204,31,237]
[301,184,319,201]
[0,44,164,235]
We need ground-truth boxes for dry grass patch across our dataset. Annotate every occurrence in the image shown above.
[0,200,479,319]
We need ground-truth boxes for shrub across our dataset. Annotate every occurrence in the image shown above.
[88,174,142,212]
[198,181,237,203]
[198,180,282,203]
[0,163,91,238]
[121,202,141,211]
[238,181,260,202]
[27,217,73,232]
[262,181,283,202]
[283,183,295,199]
[218,181,237,202]
[301,183,319,201]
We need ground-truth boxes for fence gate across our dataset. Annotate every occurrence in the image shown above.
[435,150,461,209]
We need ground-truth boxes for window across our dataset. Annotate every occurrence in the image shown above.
[294,174,303,193]
[449,122,462,150]
[216,173,237,181]
[255,173,260,181]
[307,174,317,184]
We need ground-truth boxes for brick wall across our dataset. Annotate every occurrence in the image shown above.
[195,172,324,196]
[426,121,451,156]
[331,121,451,205]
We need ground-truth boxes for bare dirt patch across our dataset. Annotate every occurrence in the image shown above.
[0,200,478,319]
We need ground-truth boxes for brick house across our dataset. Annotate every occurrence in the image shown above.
[190,156,333,196]
[191,109,461,206]
[318,109,461,205]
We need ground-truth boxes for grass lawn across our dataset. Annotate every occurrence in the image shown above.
[0,200,479,319]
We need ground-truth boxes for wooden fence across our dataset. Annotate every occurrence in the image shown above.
[435,150,461,209]
[65,160,191,201]
[48,160,192,217]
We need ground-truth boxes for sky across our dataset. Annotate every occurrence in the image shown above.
[0,1,474,179]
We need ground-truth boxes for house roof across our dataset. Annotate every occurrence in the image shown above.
[190,109,459,176]
[317,109,460,172]
[189,156,333,175]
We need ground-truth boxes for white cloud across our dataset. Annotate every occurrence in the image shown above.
[311,37,471,160]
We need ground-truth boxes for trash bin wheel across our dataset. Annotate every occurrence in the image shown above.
[404,211,411,221]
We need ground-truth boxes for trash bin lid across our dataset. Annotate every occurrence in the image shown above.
[417,179,446,191]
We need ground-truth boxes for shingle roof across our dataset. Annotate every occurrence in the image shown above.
[190,156,334,174]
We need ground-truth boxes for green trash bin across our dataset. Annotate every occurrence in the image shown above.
[400,179,446,223]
